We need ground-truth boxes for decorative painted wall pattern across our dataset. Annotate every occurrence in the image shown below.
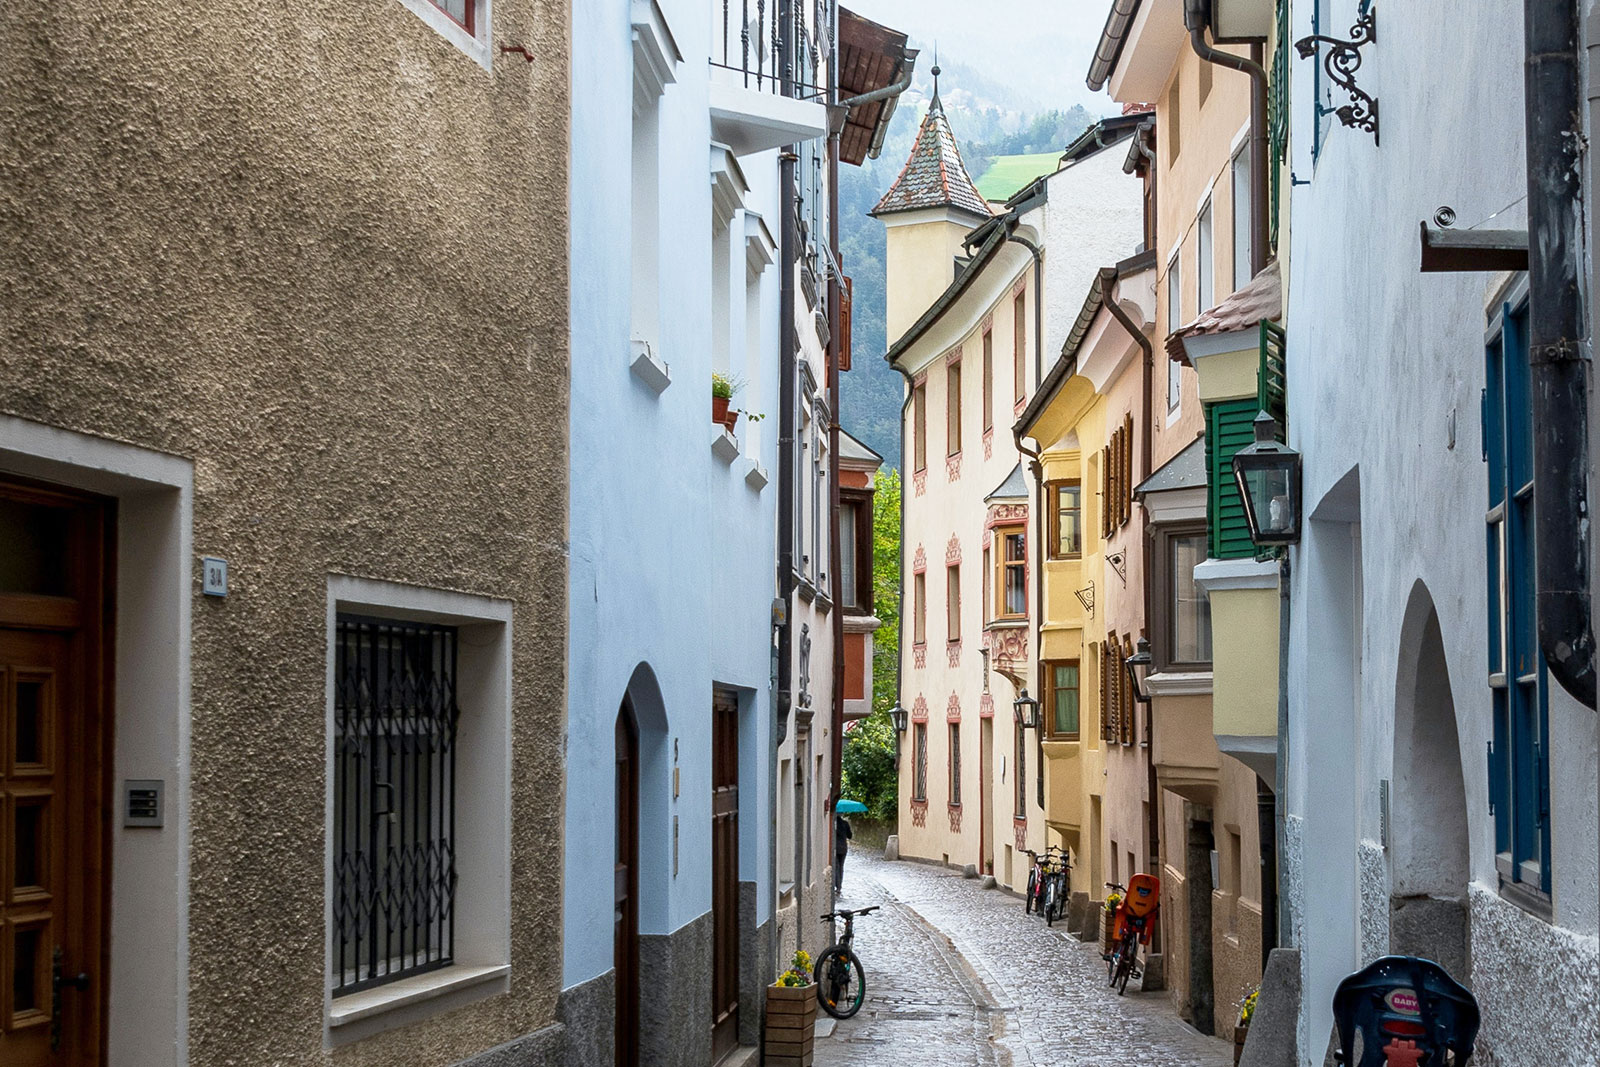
[912,544,926,572]
[911,695,928,721]
[946,641,961,668]
[946,344,963,365]
[985,626,1029,667]
[946,692,961,720]
[1012,277,1027,298]
[979,693,994,718]
[1013,818,1028,852]
[910,799,928,828]
[914,469,927,496]
[983,427,993,460]
[986,503,1028,528]
[947,804,962,833]
[913,643,927,669]
[945,535,961,565]
[946,452,961,482]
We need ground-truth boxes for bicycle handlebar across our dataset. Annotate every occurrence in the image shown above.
[819,905,880,921]
[1105,881,1126,892]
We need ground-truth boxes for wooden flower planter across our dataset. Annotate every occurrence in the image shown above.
[1233,1023,1249,1064]
[1101,909,1117,953]
[764,983,817,1067]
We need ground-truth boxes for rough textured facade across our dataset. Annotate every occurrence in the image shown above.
[0,0,569,1062]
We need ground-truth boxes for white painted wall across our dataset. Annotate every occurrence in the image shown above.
[566,0,781,988]
[1284,0,1600,1061]
[1042,142,1149,355]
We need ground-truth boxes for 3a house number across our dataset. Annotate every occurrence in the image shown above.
[202,557,229,597]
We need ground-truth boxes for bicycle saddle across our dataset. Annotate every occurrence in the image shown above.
[1332,956,1479,1067]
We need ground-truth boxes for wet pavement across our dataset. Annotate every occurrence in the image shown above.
[815,850,1233,1067]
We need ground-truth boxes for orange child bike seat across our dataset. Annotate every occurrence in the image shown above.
[1122,873,1161,918]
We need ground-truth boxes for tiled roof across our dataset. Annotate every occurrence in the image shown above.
[870,69,993,220]
[1167,259,1282,363]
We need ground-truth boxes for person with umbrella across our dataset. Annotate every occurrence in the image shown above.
[834,799,866,893]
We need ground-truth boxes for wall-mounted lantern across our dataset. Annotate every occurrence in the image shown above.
[1124,637,1153,704]
[1012,689,1040,731]
[889,703,908,770]
[1232,412,1303,547]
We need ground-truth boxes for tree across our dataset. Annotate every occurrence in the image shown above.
[842,469,901,820]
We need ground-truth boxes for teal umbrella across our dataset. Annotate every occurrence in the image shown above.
[834,799,868,815]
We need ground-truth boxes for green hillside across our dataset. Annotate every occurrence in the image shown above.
[974,152,1061,202]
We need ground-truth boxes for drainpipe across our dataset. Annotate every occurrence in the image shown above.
[828,131,845,909]
[1012,429,1048,814]
[1184,0,1269,278]
[776,0,800,952]
[1524,0,1595,709]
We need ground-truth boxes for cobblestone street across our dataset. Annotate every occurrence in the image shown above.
[815,851,1233,1067]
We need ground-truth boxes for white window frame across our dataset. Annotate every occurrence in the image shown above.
[1197,197,1215,314]
[324,576,513,1045]
[395,0,493,70]
[1166,253,1183,416]
[1230,141,1253,293]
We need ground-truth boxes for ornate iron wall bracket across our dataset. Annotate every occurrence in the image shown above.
[1296,8,1379,144]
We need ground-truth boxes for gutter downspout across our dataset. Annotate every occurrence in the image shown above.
[775,0,800,956]
[1184,0,1269,278]
[1525,0,1596,708]
[1012,428,1048,813]
[828,118,845,914]
[1099,264,1163,954]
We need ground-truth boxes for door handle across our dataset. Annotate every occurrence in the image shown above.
[51,946,90,1051]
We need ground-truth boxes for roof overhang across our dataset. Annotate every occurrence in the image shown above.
[836,8,914,165]
[1418,222,1529,273]
[1090,0,1188,103]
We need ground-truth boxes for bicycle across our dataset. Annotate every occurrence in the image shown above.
[1331,955,1479,1066]
[1103,873,1160,995]
[1039,847,1071,926]
[814,905,879,1019]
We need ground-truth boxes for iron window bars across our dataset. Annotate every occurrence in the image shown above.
[334,615,460,995]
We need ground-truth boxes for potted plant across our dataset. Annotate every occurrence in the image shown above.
[765,950,817,1067]
[712,372,743,430]
[1234,988,1258,1065]
[1102,889,1122,954]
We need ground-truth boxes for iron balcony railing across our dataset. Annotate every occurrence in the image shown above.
[712,0,832,101]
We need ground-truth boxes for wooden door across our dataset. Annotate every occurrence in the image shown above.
[979,719,993,874]
[614,703,640,1067]
[0,479,111,1067]
[710,692,739,1062]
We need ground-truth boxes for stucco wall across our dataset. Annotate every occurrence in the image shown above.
[1284,0,1600,1062]
[0,0,570,1062]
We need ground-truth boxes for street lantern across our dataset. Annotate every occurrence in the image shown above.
[1232,412,1303,546]
[1124,636,1152,704]
[889,704,909,735]
[1012,689,1040,731]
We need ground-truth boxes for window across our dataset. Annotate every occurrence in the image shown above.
[397,0,490,65]
[429,0,473,31]
[1120,634,1136,745]
[1046,661,1080,739]
[946,564,961,642]
[1168,530,1214,667]
[1099,640,1115,742]
[1014,724,1026,816]
[1013,292,1027,403]
[948,723,962,805]
[995,528,1026,619]
[1197,199,1214,313]
[982,543,992,625]
[334,616,459,994]
[1166,76,1181,164]
[1485,290,1551,898]
[982,331,994,432]
[913,380,928,472]
[947,360,962,455]
[913,571,927,645]
[1198,48,1213,103]
[631,76,661,352]
[1167,256,1182,411]
[839,493,872,611]
[913,723,928,801]
[1102,417,1134,536]
[1050,481,1083,559]
[1231,146,1253,293]
[811,404,828,587]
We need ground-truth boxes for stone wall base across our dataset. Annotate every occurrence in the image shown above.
[452,1022,566,1067]
[557,970,613,1067]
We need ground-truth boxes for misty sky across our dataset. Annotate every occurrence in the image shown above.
[844,0,1112,115]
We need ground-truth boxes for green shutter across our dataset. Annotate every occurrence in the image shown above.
[1205,398,1262,560]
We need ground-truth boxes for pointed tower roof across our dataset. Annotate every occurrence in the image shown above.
[870,66,993,220]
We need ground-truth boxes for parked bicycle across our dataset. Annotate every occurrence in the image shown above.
[1022,846,1070,924]
[814,905,879,1020]
[1331,955,1479,1066]
[1103,874,1160,995]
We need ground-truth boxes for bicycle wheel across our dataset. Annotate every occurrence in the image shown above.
[1114,936,1135,995]
[1044,881,1059,926]
[1024,868,1037,914]
[813,946,867,1019]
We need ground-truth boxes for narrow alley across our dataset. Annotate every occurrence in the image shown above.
[816,852,1232,1067]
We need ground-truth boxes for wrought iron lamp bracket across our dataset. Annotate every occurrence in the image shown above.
[1074,581,1096,618]
[1295,7,1379,144]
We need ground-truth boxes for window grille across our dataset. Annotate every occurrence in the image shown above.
[334,615,459,995]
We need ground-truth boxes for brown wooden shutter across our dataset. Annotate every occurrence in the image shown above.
[1120,633,1135,745]
[839,277,853,372]
[1101,447,1112,538]
[1122,414,1134,525]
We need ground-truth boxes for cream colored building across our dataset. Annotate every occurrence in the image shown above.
[0,0,570,1064]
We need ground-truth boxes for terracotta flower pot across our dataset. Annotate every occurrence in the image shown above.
[712,394,731,425]
[722,409,740,432]
[765,983,817,1066]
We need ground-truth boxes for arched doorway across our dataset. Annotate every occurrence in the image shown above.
[1390,583,1471,984]
[614,698,640,1067]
